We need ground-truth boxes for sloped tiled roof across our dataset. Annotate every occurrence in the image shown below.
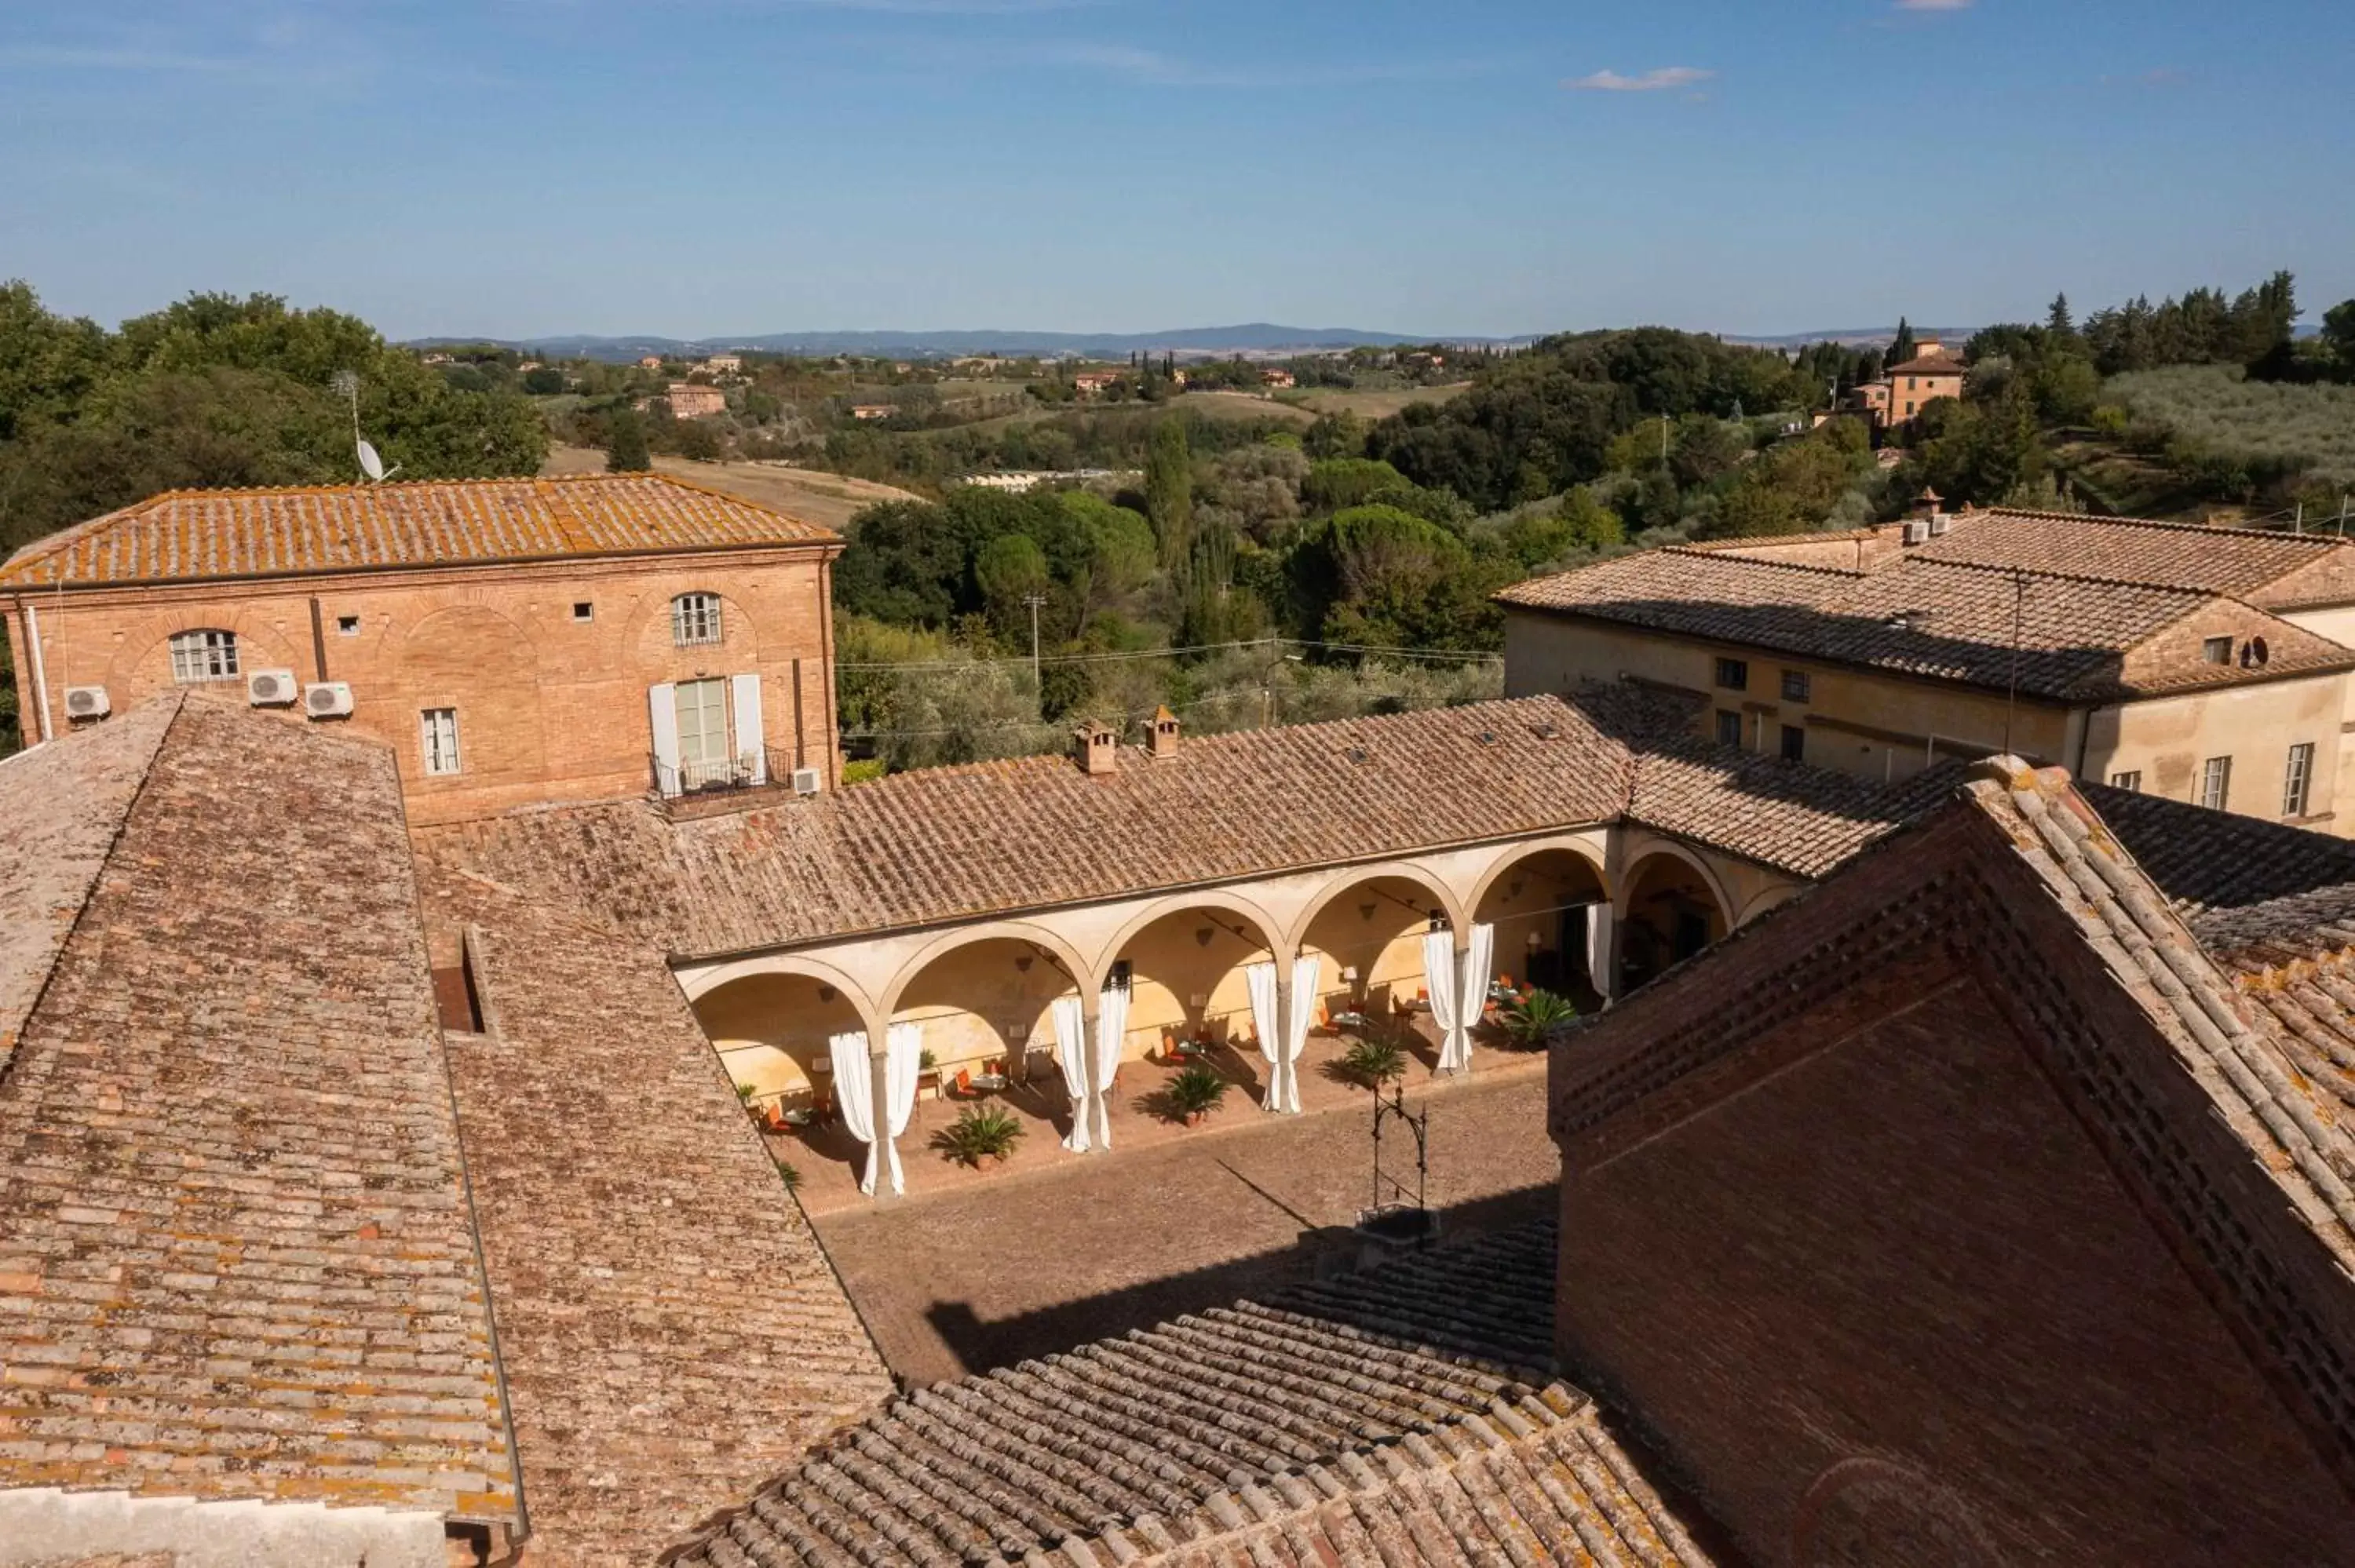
[416,692,1959,961]
[0,701,517,1522]
[664,1222,1715,1568]
[414,864,893,1568]
[1914,509,2354,602]
[1884,354,1966,377]
[1497,549,2355,700]
[0,472,835,591]
[0,695,177,1070]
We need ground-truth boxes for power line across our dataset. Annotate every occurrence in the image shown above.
[835,636,1504,674]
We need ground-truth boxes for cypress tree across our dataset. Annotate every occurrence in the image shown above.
[606,409,651,472]
[1889,317,1917,366]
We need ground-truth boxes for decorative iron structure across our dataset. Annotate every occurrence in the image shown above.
[1363,1082,1430,1231]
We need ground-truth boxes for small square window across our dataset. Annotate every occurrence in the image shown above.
[2109,771,2141,792]
[2202,636,2233,665]
[1714,709,1743,747]
[1781,669,1811,703]
[336,615,360,636]
[573,602,594,622]
[1780,724,1806,762]
[1714,657,1748,691]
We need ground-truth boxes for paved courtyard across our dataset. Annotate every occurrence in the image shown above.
[800,1048,1561,1385]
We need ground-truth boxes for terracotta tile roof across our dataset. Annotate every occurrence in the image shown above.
[664,1222,1715,1568]
[0,697,177,1071]
[1915,509,2355,603]
[1883,355,1966,378]
[413,866,892,1568]
[1497,549,2355,700]
[0,700,517,1522]
[0,473,835,592]
[415,692,1958,962]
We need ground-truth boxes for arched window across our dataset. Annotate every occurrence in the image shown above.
[671,592,723,647]
[168,629,240,684]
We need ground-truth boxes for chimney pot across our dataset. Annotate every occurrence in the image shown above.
[1072,720,1120,776]
[1148,706,1180,760]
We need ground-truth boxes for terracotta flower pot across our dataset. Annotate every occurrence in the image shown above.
[1185,1110,1207,1128]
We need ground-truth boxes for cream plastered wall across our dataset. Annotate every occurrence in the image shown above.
[2280,607,2355,822]
[4,546,838,826]
[1503,612,2076,787]
[2083,672,2348,830]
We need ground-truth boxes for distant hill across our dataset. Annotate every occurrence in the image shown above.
[406,323,1535,363]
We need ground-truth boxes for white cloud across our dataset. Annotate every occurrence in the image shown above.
[1564,67,1713,93]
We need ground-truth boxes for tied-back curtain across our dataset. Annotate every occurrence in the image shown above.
[1453,923,1495,1073]
[1424,928,1466,1073]
[880,1023,922,1198]
[1092,979,1130,1150]
[1052,995,1090,1153]
[830,1030,882,1194]
[1280,954,1319,1114]
[1244,961,1282,1110]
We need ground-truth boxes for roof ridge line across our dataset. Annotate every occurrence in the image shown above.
[1655,545,1868,578]
[1911,556,2220,598]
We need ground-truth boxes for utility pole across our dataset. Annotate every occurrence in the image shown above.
[1022,593,1047,688]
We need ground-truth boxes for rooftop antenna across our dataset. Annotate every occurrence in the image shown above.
[332,370,400,484]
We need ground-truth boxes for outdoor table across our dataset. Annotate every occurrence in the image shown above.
[968,1072,1010,1094]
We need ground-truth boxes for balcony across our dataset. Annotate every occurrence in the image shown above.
[649,749,799,802]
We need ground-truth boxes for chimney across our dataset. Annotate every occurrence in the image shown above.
[1147,706,1181,760]
[1913,487,1945,521]
[1072,720,1119,777]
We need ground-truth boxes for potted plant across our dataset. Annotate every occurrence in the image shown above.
[932,1103,1025,1168]
[1167,1062,1228,1127]
[918,1047,940,1099]
[736,1081,761,1119]
[1341,1037,1408,1089]
[1500,989,1579,1050]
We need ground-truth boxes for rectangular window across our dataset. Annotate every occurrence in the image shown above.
[2284,742,2315,818]
[421,709,462,777]
[336,614,360,636]
[674,677,731,768]
[1780,669,1811,703]
[572,602,594,622]
[1714,657,1748,691]
[1714,709,1743,747]
[2200,756,2232,811]
[2109,771,2141,792]
[168,629,239,684]
[1780,724,1806,762]
[2202,636,2233,665]
[672,592,723,647]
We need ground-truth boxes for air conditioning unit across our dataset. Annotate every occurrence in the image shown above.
[63,685,110,720]
[790,767,823,797]
[1927,513,1951,536]
[246,669,299,706]
[302,681,354,720]
[1901,520,1928,545]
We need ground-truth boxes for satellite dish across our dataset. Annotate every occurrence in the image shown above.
[356,439,400,484]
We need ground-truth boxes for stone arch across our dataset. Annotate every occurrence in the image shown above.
[1791,1457,2005,1568]
[396,603,549,788]
[1466,837,1614,1005]
[1099,891,1288,1070]
[1284,861,1467,957]
[623,582,766,674]
[685,954,881,1116]
[1616,841,1736,991]
[880,921,1095,1081]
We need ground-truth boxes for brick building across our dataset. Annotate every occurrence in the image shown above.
[1853,335,1966,428]
[665,383,727,418]
[0,474,843,826]
[1544,757,2355,1564]
[1499,502,2355,832]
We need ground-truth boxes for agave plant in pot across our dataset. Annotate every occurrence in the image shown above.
[1500,988,1579,1050]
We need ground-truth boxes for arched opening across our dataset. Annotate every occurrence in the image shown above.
[1294,873,1455,1070]
[1618,851,1731,992]
[888,936,1085,1095]
[1471,848,1610,1011]
[692,969,867,1117]
[1108,902,1282,1080]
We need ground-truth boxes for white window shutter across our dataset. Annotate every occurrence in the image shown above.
[648,682,681,797]
[731,673,767,785]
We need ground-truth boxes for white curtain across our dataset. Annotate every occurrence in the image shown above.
[1052,995,1090,1153]
[831,1029,882,1194]
[1280,954,1318,1114]
[1245,961,1282,1110]
[1586,903,1615,1001]
[1425,928,1466,1074]
[880,1022,922,1198]
[1452,923,1495,1074]
[1091,979,1130,1150]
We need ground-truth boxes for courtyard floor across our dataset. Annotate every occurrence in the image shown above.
[794,1031,1561,1385]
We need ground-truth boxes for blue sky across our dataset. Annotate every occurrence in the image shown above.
[5,1,2351,340]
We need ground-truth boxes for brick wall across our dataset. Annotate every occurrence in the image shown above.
[5,545,837,826]
[1549,815,2355,1564]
